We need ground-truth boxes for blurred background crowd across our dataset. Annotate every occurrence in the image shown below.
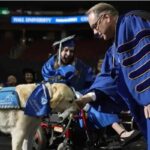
[0,1,149,86]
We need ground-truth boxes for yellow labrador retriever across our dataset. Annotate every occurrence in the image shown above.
[0,82,78,150]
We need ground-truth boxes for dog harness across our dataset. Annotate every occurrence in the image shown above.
[0,87,21,109]
[24,83,51,117]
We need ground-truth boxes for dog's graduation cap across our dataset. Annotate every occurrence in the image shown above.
[52,35,75,65]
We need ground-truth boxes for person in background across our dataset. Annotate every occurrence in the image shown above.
[95,58,103,75]
[76,2,150,149]
[42,35,138,145]
[22,68,35,84]
[6,74,17,86]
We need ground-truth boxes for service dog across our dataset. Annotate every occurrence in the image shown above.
[0,82,79,150]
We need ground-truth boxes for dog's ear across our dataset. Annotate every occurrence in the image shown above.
[50,84,64,109]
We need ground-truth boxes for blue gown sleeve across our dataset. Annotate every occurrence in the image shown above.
[41,56,57,81]
[88,45,128,113]
[116,13,150,106]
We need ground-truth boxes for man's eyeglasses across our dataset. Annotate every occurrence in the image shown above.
[91,14,105,30]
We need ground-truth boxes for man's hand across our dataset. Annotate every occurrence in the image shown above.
[75,93,94,109]
[144,104,150,119]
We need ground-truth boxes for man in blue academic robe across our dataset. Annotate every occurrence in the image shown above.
[78,3,150,149]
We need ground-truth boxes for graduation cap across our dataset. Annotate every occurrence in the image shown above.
[52,35,75,65]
